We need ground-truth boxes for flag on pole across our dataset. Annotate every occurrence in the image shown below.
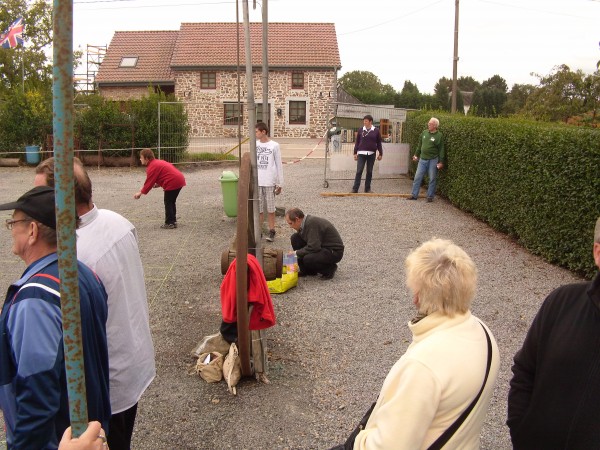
[1,17,25,49]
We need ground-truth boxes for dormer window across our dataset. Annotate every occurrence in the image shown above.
[119,57,138,68]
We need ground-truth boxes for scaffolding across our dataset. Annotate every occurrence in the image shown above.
[74,44,106,95]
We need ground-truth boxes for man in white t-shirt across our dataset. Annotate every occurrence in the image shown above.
[255,122,284,242]
[35,158,156,450]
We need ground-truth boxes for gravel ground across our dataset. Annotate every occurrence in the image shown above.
[0,160,583,449]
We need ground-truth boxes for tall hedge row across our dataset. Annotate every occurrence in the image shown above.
[404,111,600,279]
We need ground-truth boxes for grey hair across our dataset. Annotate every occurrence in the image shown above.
[429,117,440,127]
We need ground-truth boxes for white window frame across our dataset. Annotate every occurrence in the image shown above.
[286,97,309,128]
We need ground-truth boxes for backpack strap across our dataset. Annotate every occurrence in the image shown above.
[427,322,493,450]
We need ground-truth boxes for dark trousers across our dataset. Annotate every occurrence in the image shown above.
[163,188,182,225]
[220,321,238,343]
[108,403,138,450]
[291,233,343,276]
[352,153,376,192]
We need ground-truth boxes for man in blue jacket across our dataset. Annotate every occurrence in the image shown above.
[0,186,111,449]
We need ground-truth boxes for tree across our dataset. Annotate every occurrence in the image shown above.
[0,0,54,98]
[338,70,397,105]
[1,1,86,153]
[503,83,536,115]
[338,70,384,93]
[470,75,508,117]
[522,65,595,122]
[481,74,508,92]
[580,71,600,125]
[457,76,480,92]
[433,77,452,111]
[436,76,453,93]
[397,80,422,109]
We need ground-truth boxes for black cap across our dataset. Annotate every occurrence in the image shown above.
[0,186,56,229]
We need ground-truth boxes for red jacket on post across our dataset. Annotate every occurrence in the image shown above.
[220,254,276,330]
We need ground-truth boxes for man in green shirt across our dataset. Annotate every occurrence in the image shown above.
[407,117,445,202]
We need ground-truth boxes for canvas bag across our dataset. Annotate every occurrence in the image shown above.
[195,351,224,383]
[223,343,242,395]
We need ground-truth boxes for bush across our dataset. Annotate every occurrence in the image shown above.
[404,111,600,279]
[0,88,52,154]
[75,89,190,162]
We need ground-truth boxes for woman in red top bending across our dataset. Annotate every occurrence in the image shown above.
[133,148,186,229]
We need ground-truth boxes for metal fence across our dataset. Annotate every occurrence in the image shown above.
[323,105,410,189]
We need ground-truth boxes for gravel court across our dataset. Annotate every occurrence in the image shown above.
[0,160,584,449]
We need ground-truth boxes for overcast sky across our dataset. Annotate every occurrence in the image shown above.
[72,0,600,94]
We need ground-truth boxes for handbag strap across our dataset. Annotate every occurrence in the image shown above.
[427,322,493,450]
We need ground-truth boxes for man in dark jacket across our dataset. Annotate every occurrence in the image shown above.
[0,186,111,449]
[507,216,600,449]
[285,207,344,280]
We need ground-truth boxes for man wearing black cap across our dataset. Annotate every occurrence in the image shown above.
[36,157,156,450]
[0,186,111,449]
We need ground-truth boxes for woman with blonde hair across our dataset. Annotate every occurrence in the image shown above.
[353,238,500,449]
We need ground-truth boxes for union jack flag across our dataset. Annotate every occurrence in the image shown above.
[1,17,24,49]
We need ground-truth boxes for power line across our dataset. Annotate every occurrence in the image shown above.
[479,0,597,21]
[339,0,444,36]
[74,0,235,8]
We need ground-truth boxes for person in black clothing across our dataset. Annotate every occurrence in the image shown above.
[285,208,344,280]
[507,216,600,449]
[351,114,383,193]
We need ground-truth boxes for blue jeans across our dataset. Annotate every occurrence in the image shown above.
[352,153,376,191]
[411,158,439,199]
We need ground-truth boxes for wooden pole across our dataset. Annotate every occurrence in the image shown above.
[451,0,460,113]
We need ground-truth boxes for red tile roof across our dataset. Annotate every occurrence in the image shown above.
[171,22,341,69]
[97,22,341,84]
[96,30,178,84]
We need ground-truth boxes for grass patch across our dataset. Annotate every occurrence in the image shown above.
[184,152,238,162]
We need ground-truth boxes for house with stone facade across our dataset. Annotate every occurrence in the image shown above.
[96,22,341,139]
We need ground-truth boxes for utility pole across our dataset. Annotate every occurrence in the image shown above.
[242,0,262,268]
[451,0,459,113]
[261,0,269,125]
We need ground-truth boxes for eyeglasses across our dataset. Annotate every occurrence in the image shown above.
[5,218,32,230]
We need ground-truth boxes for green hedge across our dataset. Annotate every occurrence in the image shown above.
[404,111,600,279]
[75,90,190,162]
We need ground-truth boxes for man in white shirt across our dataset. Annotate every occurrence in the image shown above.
[35,158,156,450]
[255,122,284,242]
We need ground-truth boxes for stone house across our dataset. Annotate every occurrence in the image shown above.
[96,22,341,139]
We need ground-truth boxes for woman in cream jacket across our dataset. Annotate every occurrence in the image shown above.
[354,238,500,450]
